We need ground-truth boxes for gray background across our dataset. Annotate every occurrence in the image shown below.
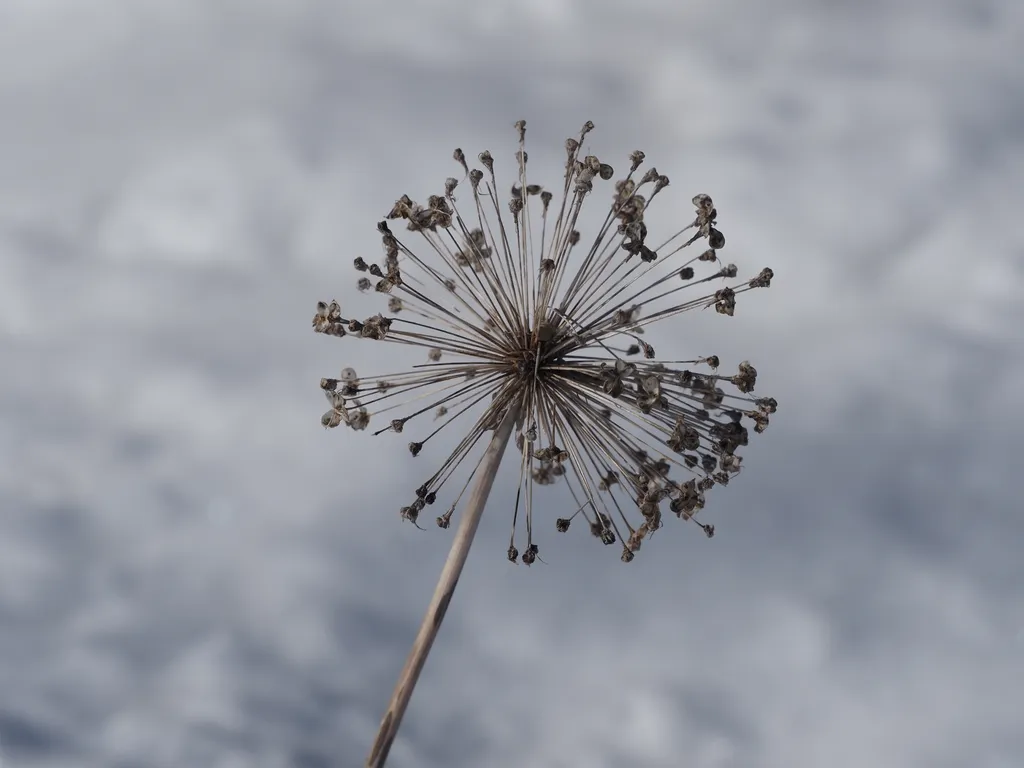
[1,1,1021,767]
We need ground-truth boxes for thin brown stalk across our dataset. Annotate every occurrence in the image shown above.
[365,399,522,768]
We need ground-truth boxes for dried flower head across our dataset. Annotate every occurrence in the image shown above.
[314,120,775,564]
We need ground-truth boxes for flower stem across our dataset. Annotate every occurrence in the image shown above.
[365,399,522,767]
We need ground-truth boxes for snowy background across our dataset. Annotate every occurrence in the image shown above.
[1,1,1021,767]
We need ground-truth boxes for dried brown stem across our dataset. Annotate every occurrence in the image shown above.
[365,399,522,767]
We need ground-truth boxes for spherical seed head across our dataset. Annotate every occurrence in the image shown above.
[312,121,777,562]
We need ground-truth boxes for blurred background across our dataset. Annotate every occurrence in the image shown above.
[1,1,1021,767]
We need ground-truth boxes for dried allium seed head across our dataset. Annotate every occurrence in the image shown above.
[312,120,777,561]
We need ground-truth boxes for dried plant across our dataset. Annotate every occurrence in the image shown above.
[312,120,776,766]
